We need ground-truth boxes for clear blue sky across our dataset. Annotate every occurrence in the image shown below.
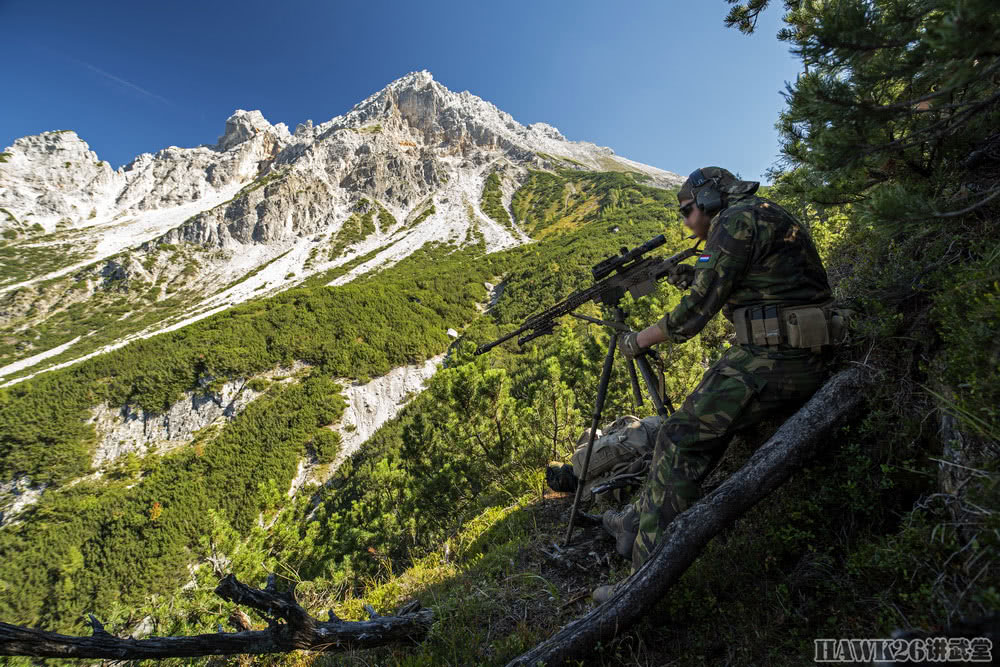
[1,1,799,182]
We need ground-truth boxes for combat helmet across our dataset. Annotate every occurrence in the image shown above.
[677,166,760,214]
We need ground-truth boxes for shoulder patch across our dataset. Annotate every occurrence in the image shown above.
[694,252,718,269]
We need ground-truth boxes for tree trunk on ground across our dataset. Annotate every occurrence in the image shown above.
[508,366,870,667]
[0,574,432,659]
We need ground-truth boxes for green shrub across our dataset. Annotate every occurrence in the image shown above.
[246,377,269,392]
[311,428,341,463]
[481,171,513,231]
[408,204,436,229]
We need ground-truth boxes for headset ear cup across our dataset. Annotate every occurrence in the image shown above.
[696,180,722,213]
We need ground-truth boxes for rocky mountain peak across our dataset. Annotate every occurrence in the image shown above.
[0,130,118,226]
[526,122,565,142]
[0,71,684,390]
[4,130,102,168]
[390,69,436,91]
[216,109,290,151]
[319,71,538,159]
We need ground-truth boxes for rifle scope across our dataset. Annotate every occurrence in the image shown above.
[591,234,666,282]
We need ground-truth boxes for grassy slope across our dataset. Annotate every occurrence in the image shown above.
[0,238,503,632]
[0,244,217,382]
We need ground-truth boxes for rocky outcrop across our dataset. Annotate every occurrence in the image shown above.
[88,378,254,468]
[2,357,441,523]
[332,355,444,466]
[0,131,121,227]
[0,476,48,526]
[217,109,290,152]
[0,111,291,233]
[156,171,333,247]
[87,362,311,469]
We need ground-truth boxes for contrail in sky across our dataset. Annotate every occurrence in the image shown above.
[72,58,175,107]
[30,44,175,107]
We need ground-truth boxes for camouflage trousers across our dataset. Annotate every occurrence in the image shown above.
[630,344,827,571]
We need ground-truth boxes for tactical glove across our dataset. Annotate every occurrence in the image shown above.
[618,331,642,360]
[667,264,695,290]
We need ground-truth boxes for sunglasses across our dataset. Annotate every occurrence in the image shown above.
[679,201,697,217]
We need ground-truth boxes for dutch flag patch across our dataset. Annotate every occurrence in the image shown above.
[697,253,713,263]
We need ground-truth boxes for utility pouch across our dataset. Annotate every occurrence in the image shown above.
[734,301,846,350]
[763,305,782,346]
[829,308,856,345]
[733,306,751,345]
[783,304,830,352]
[733,305,785,346]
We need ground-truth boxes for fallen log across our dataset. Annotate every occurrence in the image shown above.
[509,366,870,667]
[0,574,433,659]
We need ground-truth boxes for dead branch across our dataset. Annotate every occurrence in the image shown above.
[508,367,870,667]
[0,574,433,659]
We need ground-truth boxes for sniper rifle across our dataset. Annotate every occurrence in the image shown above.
[475,235,702,356]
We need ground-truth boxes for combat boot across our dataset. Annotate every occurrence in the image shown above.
[602,505,638,559]
[545,462,577,493]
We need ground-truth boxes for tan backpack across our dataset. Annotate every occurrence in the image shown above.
[570,415,661,503]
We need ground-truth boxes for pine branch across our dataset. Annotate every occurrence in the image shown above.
[932,186,1000,218]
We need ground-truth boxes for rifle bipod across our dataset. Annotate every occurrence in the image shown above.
[562,307,673,547]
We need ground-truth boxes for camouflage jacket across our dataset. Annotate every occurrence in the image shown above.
[656,194,831,344]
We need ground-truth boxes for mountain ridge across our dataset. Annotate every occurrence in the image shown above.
[1,70,681,235]
[0,71,682,386]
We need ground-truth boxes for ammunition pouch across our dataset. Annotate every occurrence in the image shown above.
[733,300,850,352]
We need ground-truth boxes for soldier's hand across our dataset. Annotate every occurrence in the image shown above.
[618,331,642,360]
[666,263,695,290]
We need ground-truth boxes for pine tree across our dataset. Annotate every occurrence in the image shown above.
[728,0,1000,213]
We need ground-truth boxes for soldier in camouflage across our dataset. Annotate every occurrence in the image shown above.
[593,166,833,603]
